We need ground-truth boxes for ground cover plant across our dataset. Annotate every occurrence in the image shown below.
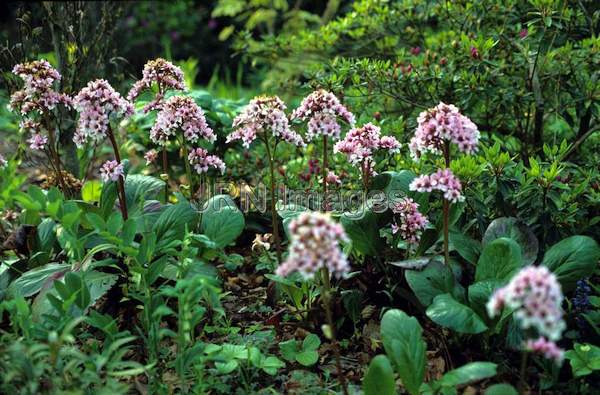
[0,1,599,394]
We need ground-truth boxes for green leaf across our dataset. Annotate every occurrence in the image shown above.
[296,350,319,366]
[81,180,103,203]
[380,309,425,395]
[153,201,198,251]
[200,195,245,248]
[468,280,502,321]
[482,217,538,265]
[302,333,321,351]
[449,231,481,265]
[341,205,383,256]
[8,263,70,298]
[484,384,518,395]
[475,238,522,282]
[261,356,285,375]
[438,362,497,387]
[124,175,165,214]
[363,355,397,395]
[405,259,460,307]
[565,343,600,377]
[542,236,600,291]
[279,339,299,362]
[426,294,488,334]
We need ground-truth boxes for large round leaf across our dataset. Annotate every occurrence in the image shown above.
[200,195,245,248]
[475,238,522,282]
[405,259,461,306]
[542,236,600,291]
[363,355,396,395]
[380,309,425,395]
[482,217,538,265]
[341,204,384,256]
[426,293,488,334]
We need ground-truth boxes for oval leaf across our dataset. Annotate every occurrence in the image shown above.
[426,294,488,334]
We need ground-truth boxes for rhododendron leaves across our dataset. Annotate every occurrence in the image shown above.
[380,309,425,395]
[542,236,600,291]
[426,293,488,334]
[363,355,396,395]
[475,237,522,282]
[482,217,538,265]
[405,259,464,307]
[200,195,245,249]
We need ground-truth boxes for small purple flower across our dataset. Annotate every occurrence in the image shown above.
[410,46,421,56]
[188,147,226,174]
[410,168,464,203]
[100,160,124,182]
[525,337,564,365]
[519,28,528,39]
[276,212,349,280]
[291,90,355,141]
[390,197,429,244]
[144,149,158,165]
[27,134,48,150]
[227,95,304,148]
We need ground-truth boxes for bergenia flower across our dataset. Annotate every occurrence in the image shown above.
[227,95,304,148]
[127,58,186,112]
[409,168,464,203]
[276,212,349,280]
[99,160,124,182]
[525,337,564,365]
[73,79,133,147]
[487,265,565,341]
[188,147,226,174]
[27,134,48,151]
[291,90,355,141]
[390,197,429,244]
[409,102,479,158]
[334,122,400,166]
[9,60,72,116]
[144,149,158,165]
[325,171,341,185]
[150,96,215,145]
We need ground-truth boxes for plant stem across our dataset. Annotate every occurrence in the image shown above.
[107,125,128,220]
[322,136,328,210]
[45,116,69,194]
[442,141,451,265]
[518,351,529,394]
[264,138,282,264]
[162,148,169,203]
[320,267,349,395]
[181,144,195,200]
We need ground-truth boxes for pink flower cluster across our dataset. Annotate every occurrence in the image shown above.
[334,122,400,165]
[291,90,355,141]
[9,60,72,116]
[188,148,226,175]
[144,149,158,165]
[150,96,215,145]
[227,96,304,148]
[325,171,341,185]
[276,212,350,280]
[127,58,186,112]
[27,134,48,151]
[390,197,429,244]
[73,79,133,147]
[100,160,124,182]
[487,265,565,341]
[409,168,464,202]
[525,337,564,365]
[409,102,479,158]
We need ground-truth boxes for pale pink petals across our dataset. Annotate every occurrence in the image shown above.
[409,168,464,202]
[188,147,226,174]
[100,160,124,182]
[390,197,429,244]
[291,90,355,141]
[487,265,565,341]
[276,212,349,280]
